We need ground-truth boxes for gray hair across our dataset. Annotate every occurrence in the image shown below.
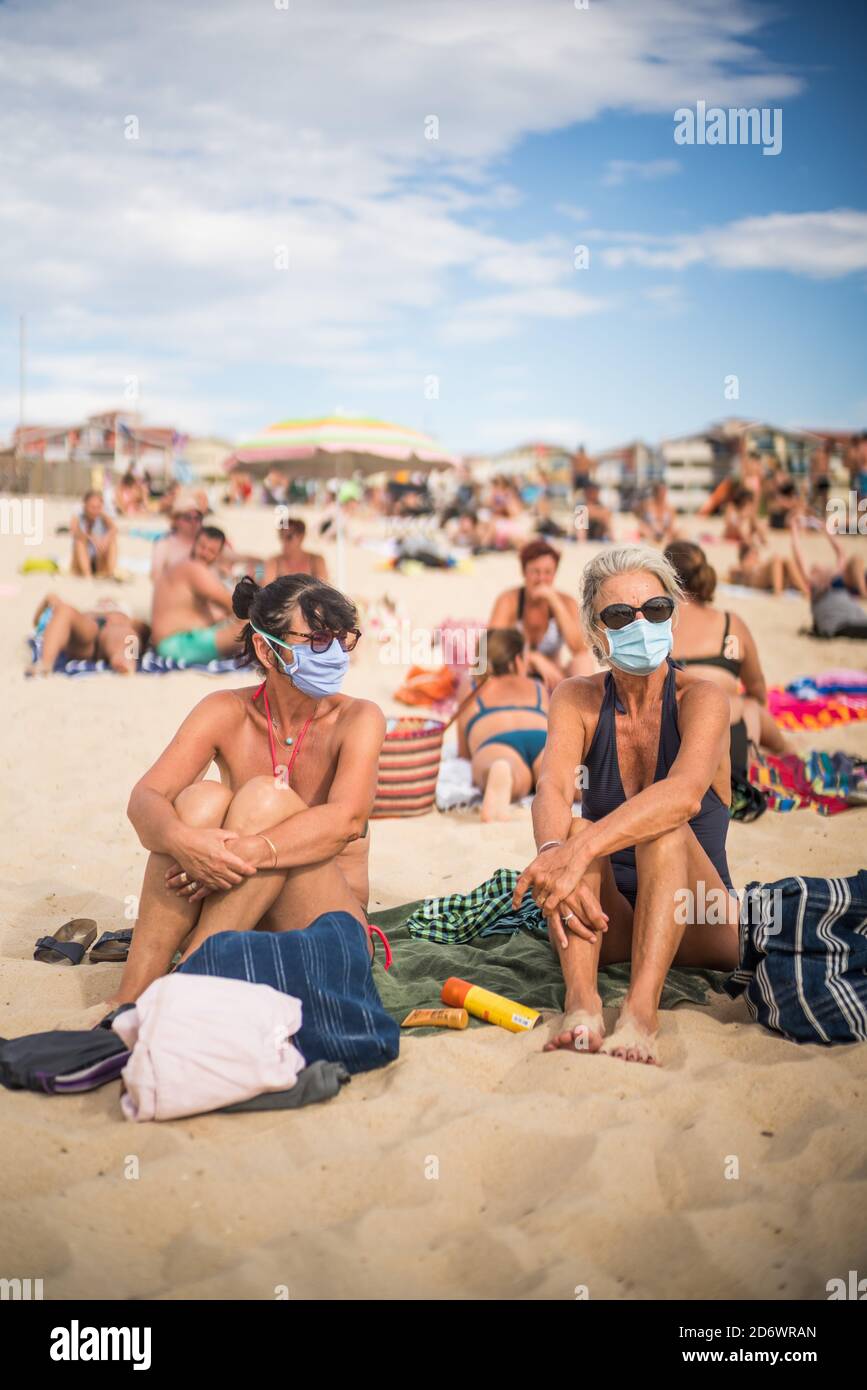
[580,544,684,664]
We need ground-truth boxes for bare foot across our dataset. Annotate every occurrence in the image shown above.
[25,662,50,678]
[480,758,513,822]
[544,1007,606,1054]
[599,1010,659,1065]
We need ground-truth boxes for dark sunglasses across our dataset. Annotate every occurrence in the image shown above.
[284,627,361,653]
[598,597,674,631]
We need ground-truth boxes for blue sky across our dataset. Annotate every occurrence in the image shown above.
[0,0,865,454]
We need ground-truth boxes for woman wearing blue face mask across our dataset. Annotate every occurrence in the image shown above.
[99,573,388,1021]
[513,545,737,1067]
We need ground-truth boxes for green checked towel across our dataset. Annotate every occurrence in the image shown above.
[371,870,727,1029]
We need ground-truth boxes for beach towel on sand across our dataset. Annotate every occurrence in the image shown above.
[179,910,400,1075]
[27,633,245,677]
[371,875,727,1027]
[724,872,867,1044]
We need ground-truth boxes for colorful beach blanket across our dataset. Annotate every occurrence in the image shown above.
[767,688,867,731]
[749,752,857,814]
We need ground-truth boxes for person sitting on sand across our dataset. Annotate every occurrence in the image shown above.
[636,482,679,546]
[263,516,328,583]
[722,486,766,547]
[151,526,246,664]
[512,545,739,1066]
[97,574,383,1014]
[70,491,118,577]
[27,594,150,677]
[456,628,549,821]
[574,483,614,543]
[150,493,205,583]
[665,541,791,756]
[789,516,867,639]
[728,540,810,597]
[489,539,595,687]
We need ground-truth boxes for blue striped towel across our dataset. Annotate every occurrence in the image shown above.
[178,911,400,1075]
[724,872,867,1044]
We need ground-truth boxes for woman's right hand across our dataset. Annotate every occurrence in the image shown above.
[168,827,258,892]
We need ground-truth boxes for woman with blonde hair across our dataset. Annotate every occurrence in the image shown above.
[456,628,549,821]
[514,545,738,1066]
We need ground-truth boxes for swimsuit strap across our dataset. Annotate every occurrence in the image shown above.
[533,681,545,712]
[368,924,393,969]
[253,681,315,783]
[517,586,525,620]
[721,611,731,653]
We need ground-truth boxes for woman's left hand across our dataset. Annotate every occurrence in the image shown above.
[513,844,608,947]
[165,835,271,903]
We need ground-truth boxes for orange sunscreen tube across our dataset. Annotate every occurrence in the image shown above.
[401,1007,469,1030]
[441,977,541,1033]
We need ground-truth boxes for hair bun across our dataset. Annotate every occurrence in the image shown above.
[232,575,259,619]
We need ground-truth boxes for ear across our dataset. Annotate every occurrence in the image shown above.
[252,632,276,668]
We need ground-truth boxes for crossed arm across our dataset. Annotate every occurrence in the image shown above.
[128,692,385,891]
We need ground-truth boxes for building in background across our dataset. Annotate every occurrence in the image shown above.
[660,418,825,513]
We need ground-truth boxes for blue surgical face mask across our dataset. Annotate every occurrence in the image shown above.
[251,622,350,698]
[602,616,673,675]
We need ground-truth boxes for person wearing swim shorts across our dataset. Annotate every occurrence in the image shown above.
[95,573,385,1016]
[456,628,549,821]
[513,545,739,1067]
[151,526,245,664]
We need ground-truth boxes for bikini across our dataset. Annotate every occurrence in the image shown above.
[516,586,562,658]
[465,682,548,770]
[679,613,742,678]
[252,683,391,967]
[581,660,733,910]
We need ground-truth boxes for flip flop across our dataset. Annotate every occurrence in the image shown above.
[88,928,133,964]
[33,918,98,966]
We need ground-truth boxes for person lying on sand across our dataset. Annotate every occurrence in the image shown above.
[150,526,245,664]
[70,490,118,577]
[27,594,150,677]
[262,516,328,583]
[513,545,739,1067]
[728,540,810,597]
[456,628,549,821]
[490,539,595,687]
[790,516,867,639]
[93,574,384,1017]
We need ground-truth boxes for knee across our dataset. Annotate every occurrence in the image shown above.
[635,824,690,864]
[226,774,307,833]
[174,781,232,827]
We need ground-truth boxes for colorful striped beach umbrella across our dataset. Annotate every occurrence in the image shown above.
[229,416,459,586]
[229,416,459,474]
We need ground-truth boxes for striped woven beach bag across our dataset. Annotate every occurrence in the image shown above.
[371,716,445,818]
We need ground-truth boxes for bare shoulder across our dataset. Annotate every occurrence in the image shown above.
[676,674,729,718]
[337,695,386,735]
[550,671,605,718]
[191,687,250,726]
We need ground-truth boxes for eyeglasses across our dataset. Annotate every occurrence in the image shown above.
[598,597,674,630]
[175,511,203,522]
[283,627,361,653]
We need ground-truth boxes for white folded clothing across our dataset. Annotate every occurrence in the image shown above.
[113,974,305,1122]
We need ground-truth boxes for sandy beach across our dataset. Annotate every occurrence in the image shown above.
[1,498,866,1301]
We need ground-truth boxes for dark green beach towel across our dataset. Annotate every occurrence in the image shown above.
[371,892,726,1031]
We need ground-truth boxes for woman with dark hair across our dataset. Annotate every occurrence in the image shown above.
[456,628,549,821]
[98,574,385,1015]
[666,540,791,757]
[489,539,594,686]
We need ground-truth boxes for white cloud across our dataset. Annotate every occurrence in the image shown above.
[0,0,804,439]
[601,210,867,277]
[602,158,680,187]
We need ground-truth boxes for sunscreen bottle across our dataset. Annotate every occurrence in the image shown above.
[441,977,541,1033]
